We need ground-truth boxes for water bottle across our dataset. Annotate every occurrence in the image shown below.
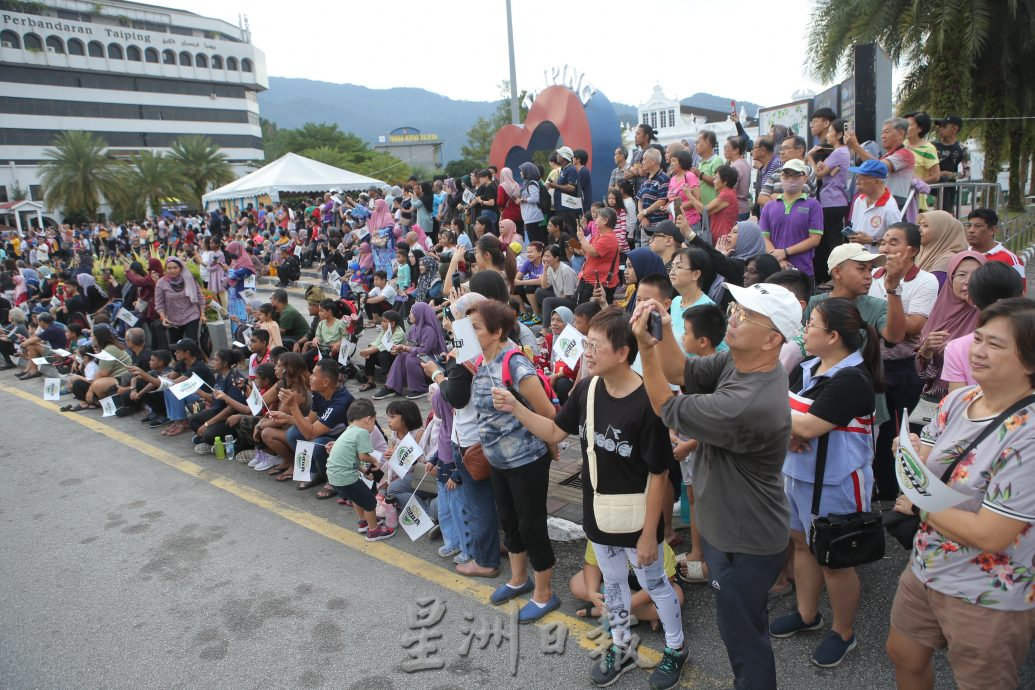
[224,435,235,461]
[213,436,225,460]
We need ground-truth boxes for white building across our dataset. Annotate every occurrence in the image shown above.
[0,0,267,218]
[636,85,752,149]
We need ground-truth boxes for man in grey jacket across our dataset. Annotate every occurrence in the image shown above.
[632,282,803,690]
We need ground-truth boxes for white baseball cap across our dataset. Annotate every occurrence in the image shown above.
[555,146,574,161]
[827,244,887,272]
[724,283,803,341]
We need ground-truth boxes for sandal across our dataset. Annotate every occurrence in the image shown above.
[315,484,337,500]
[267,464,289,476]
[163,422,188,436]
[455,561,500,578]
[63,403,97,413]
[575,603,598,619]
[274,470,294,482]
[675,555,709,585]
[336,497,353,506]
[358,382,376,392]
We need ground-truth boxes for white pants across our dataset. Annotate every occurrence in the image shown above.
[590,541,684,650]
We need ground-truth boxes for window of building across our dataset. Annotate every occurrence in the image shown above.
[196,53,208,68]
[107,43,123,60]
[668,109,675,125]
[88,40,104,57]
[211,55,223,69]
[162,49,175,65]
[68,38,85,56]
[145,47,158,63]
[1,65,251,99]
[660,110,667,128]
[23,33,43,51]
[241,58,253,73]
[641,113,649,125]
[226,57,238,71]
[650,111,657,130]
[1,30,21,49]
[0,186,8,203]
[179,51,192,66]
[126,45,142,61]
[29,185,42,202]
[45,36,64,54]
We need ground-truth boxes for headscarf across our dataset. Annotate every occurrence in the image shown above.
[920,250,986,343]
[451,291,487,319]
[77,272,96,290]
[553,306,574,326]
[369,199,394,231]
[460,175,473,191]
[411,224,431,251]
[499,219,518,246]
[444,178,458,195]
[408,302,447,355]
[519,161,540,182]
[147,258,164,276]
[623,247,667,313]
[916,211,967,275]
[731,220,766,260]
[162,257,200,304]
[225,240,255,272]
[499,167,521,197]
[357,242,374,270]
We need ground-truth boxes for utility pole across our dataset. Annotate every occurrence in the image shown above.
[505,0,519,124]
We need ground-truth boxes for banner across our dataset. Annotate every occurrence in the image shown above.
[89,350,118,362]
[246,382,265,416]
[553,324,585,370]
[100,395,117,417]
[896,415,970,512]
[399,495,436,541]
[43,378,61,401]
[169,373,206,400]
[292,440,317,482]
[115,308,138,326]
[386,433,424,479]
[451,317,482,364]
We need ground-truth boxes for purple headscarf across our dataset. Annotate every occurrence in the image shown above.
[408,302,447,355]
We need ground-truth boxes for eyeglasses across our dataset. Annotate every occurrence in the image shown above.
[727,303,780,333]
[582,338,605,354]
[951,271,972,282]
[669,262,692,273]
[805,319,831,331]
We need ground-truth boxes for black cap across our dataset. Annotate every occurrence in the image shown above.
[645,220,684,245]
[172,338,198,351]
[935,115,963,128]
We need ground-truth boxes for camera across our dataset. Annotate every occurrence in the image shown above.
[464,250,476,265]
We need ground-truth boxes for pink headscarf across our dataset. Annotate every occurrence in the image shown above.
[499,219,518,246]
[369,199,393,231]
[499,167,520,197]
[226,240,256,272]
[411,224,431,250]
[358,242,374,270]
[920,250,987,343]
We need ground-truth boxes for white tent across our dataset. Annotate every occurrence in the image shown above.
[202,152,386,207]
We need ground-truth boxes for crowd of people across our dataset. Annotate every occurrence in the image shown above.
[1,106,1033,690]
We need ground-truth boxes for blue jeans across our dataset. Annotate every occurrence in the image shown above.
[454,444,501,569]
[285,426,333,476]
[163,391,199,421]
[388,474,437,519]
[436,462,467,554]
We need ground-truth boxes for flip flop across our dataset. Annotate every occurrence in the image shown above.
[315,484,337,500]
[274,471,293,482]
[675,555,709,584]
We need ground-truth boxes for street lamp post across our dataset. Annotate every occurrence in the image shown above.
[505,0,519,124]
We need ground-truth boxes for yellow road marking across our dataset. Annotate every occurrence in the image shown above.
[1,383,723,688]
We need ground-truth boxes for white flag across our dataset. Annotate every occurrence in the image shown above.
[243,275,256,289]
[88,350,118,361]
[292,440,317,482]
[246,382,264,416]
[100,395,117,417]
[451,317,482,364]
[42,378,61,401]
[327,270,340,284]
[50,296,61,308]
[399,495,436,541]
[115,308,138,326]
[31,356,49,366]
[386,433,423,479]
[553,323,585,371]
[330,279,342,295]
[462,188,476,205]
[52,348,71,357]
[156,376,174,392]
[338,340,357,365]
[242,327,253,342]
[169,373,205,400]
[896,413,970,512]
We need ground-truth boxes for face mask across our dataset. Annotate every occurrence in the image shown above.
[782,177,805,196]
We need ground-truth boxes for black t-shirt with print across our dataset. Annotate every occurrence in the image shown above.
[555,377,674,547]
[175,359,215,387]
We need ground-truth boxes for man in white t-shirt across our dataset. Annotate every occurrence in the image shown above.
[364,270,397,321]
[965,208,1026,286]
[846,160,902,253]
[868,222,938,500]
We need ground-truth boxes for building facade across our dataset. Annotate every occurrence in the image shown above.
[373,127,442,172]
[0,0,267,215]
[636,85,750,149]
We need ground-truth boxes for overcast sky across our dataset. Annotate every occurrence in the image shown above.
[153,0,875,108]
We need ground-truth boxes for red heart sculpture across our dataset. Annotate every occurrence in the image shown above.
[489,86,594,170]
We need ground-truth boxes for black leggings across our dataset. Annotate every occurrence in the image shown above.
[188,406,233,444]
[165,320,200,347]
[0,339,15,364]
[488,452,556,572]
[364,350,395,379]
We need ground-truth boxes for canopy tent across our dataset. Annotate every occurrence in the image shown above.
[202,152,386,208]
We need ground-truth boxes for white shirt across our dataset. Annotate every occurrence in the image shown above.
[849,188,902,252]
[869,264,938,359]
[368,284,397,303]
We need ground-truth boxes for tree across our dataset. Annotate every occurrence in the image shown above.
[120,150,186,218]
[807,0,1035,210]
[168,135,235,210]
[39,130,122,219]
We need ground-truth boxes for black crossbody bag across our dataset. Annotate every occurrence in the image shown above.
[883,394,1035,550]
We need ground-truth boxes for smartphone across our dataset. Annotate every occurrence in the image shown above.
[594,270,601,286]
[843,121,850,136]
[841,226,855,237]
[451,272,461,289]
[648,311,663,341]
[418,354,434,365]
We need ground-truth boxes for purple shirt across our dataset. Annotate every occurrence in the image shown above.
[759,196,824,276]
[818,146,851,208]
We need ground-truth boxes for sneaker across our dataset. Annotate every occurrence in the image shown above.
[437,545,461,559]
[194,443,213,455]
[427,523,442,540]
[529,315,542,325]
[148,416,170,428]
[191,435,203,445]
[140,413,157,424]
[253,454,280,471]
[405,389,426,400]
[115,406,137,418]
[811,631,857,668]
[453,552,472,565]
[590,645,637,687]
[235,449,256,464]
[365,525,395,542]
[649,646,687,690]
[769,611,824,638]
[372,386,397,400]
[357,519,369,534]
[247,451,267,468]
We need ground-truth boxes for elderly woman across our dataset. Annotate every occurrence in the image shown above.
[887,298,1035,690]
[0,307,28,370]
[154,257,204,345]
[374,302,446,400]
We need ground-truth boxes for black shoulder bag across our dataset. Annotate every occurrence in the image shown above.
[883,394,1035,550]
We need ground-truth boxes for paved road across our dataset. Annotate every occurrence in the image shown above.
[1,374,1032,689]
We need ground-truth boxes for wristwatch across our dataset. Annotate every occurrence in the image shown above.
[887,285,903,296]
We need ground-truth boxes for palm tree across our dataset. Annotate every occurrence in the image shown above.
[39,130,122,219]
[168,135,235,210]
[134,150,187,217]
[807,0,1035,209]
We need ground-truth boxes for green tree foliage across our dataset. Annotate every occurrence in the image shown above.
[807,0,1035,210]
[39,130,122,220]
[260,120,414,183]
[168,135,235,210]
